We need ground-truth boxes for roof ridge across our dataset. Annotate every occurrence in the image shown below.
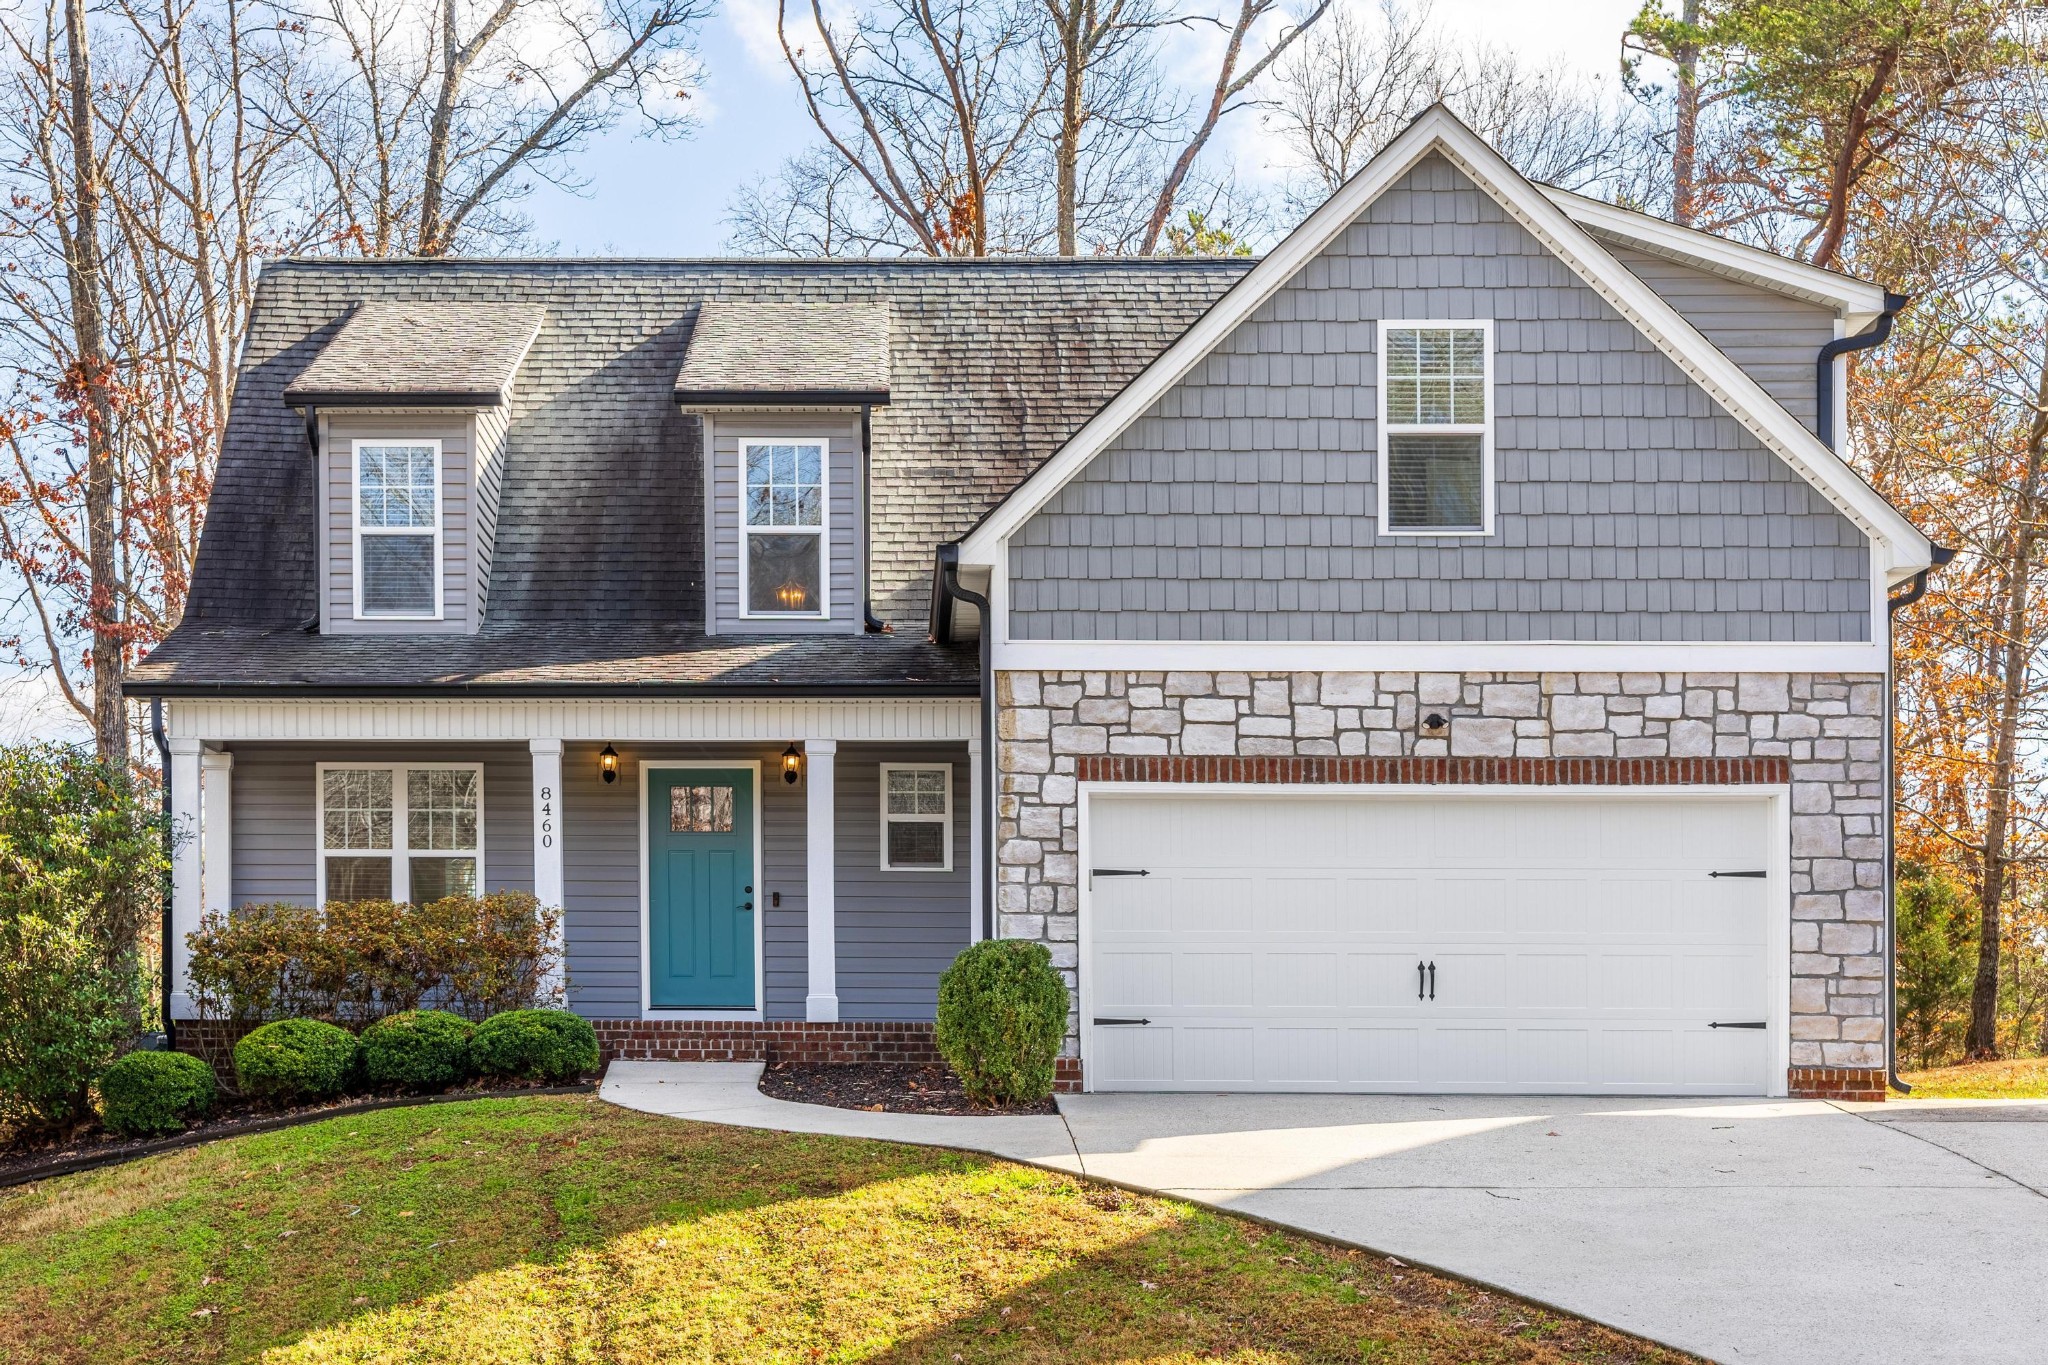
[258,255,1262,271]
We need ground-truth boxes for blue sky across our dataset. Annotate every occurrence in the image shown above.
[520,0,1647,256]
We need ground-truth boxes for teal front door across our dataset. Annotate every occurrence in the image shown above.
[647,768,756,1009]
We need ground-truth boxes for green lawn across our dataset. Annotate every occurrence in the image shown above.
[1901,1055,2048,1099]
[0,1095,1690,1365]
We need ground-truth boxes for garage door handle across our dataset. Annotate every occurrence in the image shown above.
[1093,1017,1151,1026]
[1417,960,1426,1000]
[1092,868,1149,878]
[1709,1020,1767,1029]
[1709,870,1768,879]
[1428,961,1436,1000]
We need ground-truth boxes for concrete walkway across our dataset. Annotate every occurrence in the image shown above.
[601,1063,2046,1365]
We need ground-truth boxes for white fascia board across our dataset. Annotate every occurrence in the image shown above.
[991,639,1890,675]
[160,696,979,743]
[1546,187,1893,329]
[957,104,1932,585]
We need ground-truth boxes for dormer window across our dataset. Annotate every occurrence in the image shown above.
[354,439,442,618]
[1377,321,1493,536]
[742,439,828,617]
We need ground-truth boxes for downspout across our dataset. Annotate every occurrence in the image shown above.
[860,404,887,633]
[1884,545,1954,1095]
[934,544,994,938]
[151,698,173,1048]
[1816,292,1909,451]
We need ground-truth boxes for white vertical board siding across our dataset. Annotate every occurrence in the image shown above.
[1085,791,1776,1095]
[322,412,475,634]
[709,411,862,634]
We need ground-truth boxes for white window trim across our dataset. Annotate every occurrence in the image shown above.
[737,436,831,621]
[351,437,445,621]
[879,762,953,872]
[1375,319,1495,538]
[315,761,485,904]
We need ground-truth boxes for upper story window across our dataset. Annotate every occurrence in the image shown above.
[319,763,482,904]
[1378,322,1493,536]
[354,440,441,618]
[741,439,828,617]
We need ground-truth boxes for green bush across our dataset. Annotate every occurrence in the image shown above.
[0,745,164,1133]
[234,1018,359,1104]
[934,940,1069,1106]
[361,1009,475,1091]
[97,1050,216,1137]
[469,1009,599,1083]
[1897,864,1978,1070]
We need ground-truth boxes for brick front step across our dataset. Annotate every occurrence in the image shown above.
[1787,1066,1888,1101]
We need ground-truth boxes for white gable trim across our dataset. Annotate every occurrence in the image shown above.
[1546,187,1892,330]
[957,105,1931,583]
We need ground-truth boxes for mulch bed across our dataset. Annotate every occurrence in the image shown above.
[0,1079,596,1188]
[758,1061,1058,1116]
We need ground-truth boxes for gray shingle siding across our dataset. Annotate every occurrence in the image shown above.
[1009,154,1871,644]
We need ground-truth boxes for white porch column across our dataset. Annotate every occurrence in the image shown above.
[168,737,203,1020]
[200,749,233,917]
[967,735,985,943]
[805,738,839,1022]
[529,739,566,1005]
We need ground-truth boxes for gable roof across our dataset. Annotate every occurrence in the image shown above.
[133,257,1245,696]
[283,301,546,407]
[956,104,1932,583]
[675,301,892,405]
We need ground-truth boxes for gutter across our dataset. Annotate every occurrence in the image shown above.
[933,544,994,938]
[1815,291,1909,451]
[124,678,979,701]
[1884,543,1956,1094]
[150,699,174,1048]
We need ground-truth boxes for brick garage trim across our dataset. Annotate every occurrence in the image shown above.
[1075,755,1792,786]
[1787,1066,1887,1102]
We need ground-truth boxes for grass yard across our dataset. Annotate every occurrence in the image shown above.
[1900,1055,2048,1099]
[0,1096,1691,1365]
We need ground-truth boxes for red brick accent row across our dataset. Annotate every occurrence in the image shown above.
[594,1019,943,1066]
[1787,1066,1887,1102]
[1075,755,1791,786]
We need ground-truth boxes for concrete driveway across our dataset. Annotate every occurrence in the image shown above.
[603,1064,2044,1365]
[1057,1092,2046,1365]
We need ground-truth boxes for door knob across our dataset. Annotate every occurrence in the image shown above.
[739,901,754,912]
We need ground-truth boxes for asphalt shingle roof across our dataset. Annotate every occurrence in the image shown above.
[282,300,546,406]
[675,301,892,403]
[135,256,1248,694]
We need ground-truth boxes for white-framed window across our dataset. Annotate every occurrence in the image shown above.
[739,438,829,618]
[1377,320,1494,536]
[317,762,483,903]
[879,763,951,871]
[353,438,443,619]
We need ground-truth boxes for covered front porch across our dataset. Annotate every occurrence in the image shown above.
[161,696,985,1034]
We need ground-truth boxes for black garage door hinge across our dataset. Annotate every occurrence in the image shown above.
[1093,1017,1151,1026]
[1709,869,1768,878]
[1091,868,1149,878]
[1709,1020,1767,1029]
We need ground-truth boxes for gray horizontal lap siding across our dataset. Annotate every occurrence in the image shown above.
[1603,242,1837,435]
[708,413,862,635]
[226,744,533,907]
[833,744,972,1022]
[1009,154,1871,643]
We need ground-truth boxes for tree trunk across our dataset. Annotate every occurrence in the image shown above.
[1672,0,1698,225]
[1966,341,2048,1057]
[1054,2,1084,256]
[61,0,127,767]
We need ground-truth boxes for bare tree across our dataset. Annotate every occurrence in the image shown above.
[1041,0,1175,254]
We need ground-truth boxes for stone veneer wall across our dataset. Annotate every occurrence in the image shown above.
[994,669,1888,1089]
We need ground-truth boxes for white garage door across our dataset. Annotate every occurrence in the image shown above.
[1085,792,1776,1095]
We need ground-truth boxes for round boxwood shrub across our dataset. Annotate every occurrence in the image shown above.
[469,1009,599,1084]
[934,939,1069,1106]
[360,1009,476,1092]
[97,1050,216,1137]
[233,1018,359,1104]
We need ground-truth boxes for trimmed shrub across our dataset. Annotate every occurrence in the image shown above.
[234,1018,359,1104]
[934,940,1069,1106]
[469,1009,599,1083]
[361,1009,475,1092]
[97,1050,216,1137]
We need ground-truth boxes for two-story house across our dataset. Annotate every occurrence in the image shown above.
[133,106,1935,1102]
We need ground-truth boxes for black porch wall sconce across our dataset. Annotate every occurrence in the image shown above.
[600,743,620,784]
[782,742,803,785]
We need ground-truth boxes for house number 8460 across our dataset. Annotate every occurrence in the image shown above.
[538,785,554,848]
